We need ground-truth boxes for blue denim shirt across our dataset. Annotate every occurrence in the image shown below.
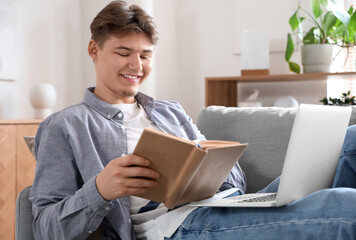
[29,87,246,240]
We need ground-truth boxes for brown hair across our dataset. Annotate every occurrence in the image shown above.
[90,1,158,48]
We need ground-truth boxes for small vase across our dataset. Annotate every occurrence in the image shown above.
[301,44,334,73]
[29,83,57,119]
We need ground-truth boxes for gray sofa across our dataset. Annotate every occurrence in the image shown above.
[17,106,356,239]
[196,106,356,193]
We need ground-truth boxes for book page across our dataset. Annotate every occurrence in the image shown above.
[198,140,241,150]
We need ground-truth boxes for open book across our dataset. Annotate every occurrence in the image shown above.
[132,128,248,209]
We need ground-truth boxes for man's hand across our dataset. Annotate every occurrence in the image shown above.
[96,155,159,201]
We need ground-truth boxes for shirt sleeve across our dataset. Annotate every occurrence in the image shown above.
[220,162,247,192]
[29,121,114,240]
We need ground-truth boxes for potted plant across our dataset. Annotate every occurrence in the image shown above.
[320,90,356,105]
[285,0,356,74]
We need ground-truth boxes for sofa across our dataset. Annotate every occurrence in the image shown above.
[196,105,356,193]
[17,105,356,239]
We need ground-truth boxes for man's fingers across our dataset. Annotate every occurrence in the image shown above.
[123,166,160,179]
[110,178,158,197]
[117,186,156,197]
[96,155,160,200]
[111,155,160,179]
[123,177,158,188]
[117,155,150,167]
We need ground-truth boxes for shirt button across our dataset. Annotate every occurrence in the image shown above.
[121,153,126,157]
[128,219,132,224]
[107,114,111,118]
[88,230,93,234]
[105,206,110,211]
[120,125,125,131]
[118,112,123,118]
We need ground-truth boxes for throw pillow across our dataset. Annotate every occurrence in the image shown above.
[24,136,35,157]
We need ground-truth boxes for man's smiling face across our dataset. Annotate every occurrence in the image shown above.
[89,33,153,104]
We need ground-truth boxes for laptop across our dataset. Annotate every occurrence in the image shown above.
[191,104,351,208]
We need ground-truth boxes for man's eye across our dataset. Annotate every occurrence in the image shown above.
[140,55,151,59]
[116,53,129,57]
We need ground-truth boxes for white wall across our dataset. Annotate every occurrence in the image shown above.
[154,0,327,121]
[0,0,82,119]
[0,0,328,121]
[81,0,112,91]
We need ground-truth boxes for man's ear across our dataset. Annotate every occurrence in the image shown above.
[88,39,99,62]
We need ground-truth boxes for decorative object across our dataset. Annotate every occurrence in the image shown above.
[241,30,269,75]
[320,90,356,105]
[273,96,299,108]
[238,102,262,107]
[239,89,262,107]
[285,0,356,74]
[29,83,57,119]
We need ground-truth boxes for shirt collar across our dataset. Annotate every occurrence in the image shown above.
[83,87,155,120]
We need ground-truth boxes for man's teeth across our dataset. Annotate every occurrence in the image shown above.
[123,74,139,79]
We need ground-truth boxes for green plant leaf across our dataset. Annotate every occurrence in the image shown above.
[346,26,355,44]
[319,91,356,105]
[323,11,337,33]
[333,18,343,29]
[345,27,354,44]
[289,10,300,32]
[312,0,323,18]
[321,0,328,7]
[332,7,350,29]
[344,8,355,44]
[347,6,354,15]
[326,0,350,26]
[332,24,346,36]
[285,33,294,61]
[348,10,356,35]
[288,61,300,74]
[303,27,318,44]
[320,97,329,105]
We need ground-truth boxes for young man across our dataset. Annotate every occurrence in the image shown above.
[30,1,356,239]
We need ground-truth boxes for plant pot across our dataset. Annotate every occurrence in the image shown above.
[301,44,334,73]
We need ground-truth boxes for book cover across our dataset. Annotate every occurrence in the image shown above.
[133,128,247,208]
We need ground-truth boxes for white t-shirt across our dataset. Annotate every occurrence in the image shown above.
[113,102,196,239]
[113,101,160,154]
[113,102,239,239]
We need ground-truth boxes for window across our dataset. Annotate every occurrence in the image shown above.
[327,0,356,98]
[343,0,356,94]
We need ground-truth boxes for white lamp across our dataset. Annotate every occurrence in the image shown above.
[241,29,270,76]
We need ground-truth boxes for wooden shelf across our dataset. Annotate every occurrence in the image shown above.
[205,72,356,107]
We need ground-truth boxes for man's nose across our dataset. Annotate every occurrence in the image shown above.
[128,55,143,71]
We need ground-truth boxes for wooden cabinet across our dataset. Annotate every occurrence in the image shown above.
[0,120,41,240]
[205,72,356,107]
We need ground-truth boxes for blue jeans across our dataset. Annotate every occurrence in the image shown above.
[168,125,356,240]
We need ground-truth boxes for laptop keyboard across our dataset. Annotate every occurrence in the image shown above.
[239,193,277,203]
